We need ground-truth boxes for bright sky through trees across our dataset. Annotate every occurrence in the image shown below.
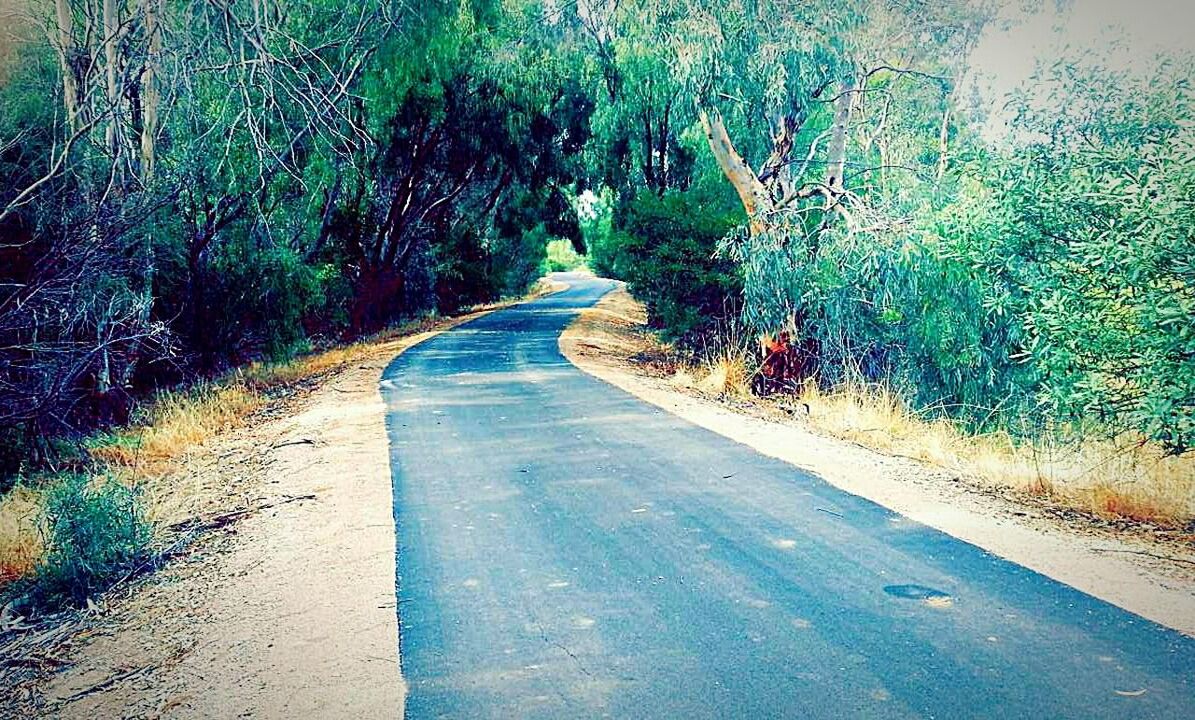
[970,0,1195,135]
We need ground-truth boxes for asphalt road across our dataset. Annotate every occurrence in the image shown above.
[381,273,1195,719]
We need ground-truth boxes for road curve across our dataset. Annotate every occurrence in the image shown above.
[381,273,1195,719]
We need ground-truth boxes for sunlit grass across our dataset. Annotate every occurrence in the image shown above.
[793,380,1195,527]
[0,298,530,599]
[89,384,262,471]
[0,485,44,586]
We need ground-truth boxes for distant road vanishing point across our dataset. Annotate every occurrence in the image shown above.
[381,272,1195,719]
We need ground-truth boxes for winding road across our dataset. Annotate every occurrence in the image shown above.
[381,273,1195,719]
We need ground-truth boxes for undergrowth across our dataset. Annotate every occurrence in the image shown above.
[23,475,152,609]
[660,303,1195,530]
[0,299,524,612]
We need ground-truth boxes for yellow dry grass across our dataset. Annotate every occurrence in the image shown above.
[0,486,43,584]
[794,381,1195,527]
[0,294,535,591]
[695,351,754,398]
[89,383,262,471]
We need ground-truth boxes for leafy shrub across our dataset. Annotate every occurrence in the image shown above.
[154,229,325,368]
[608,185,743,341]
[727,60,1195,450]
[972,84,1195,451]
[433,224,502,313]
[727,215,1036,431]
[30,475,152,607]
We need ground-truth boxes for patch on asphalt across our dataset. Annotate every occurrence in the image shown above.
[883,584,954,608]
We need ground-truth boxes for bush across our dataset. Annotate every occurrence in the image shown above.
[608,185,742,341]
[728,216,1036,430]
[30,475,152,608]
[726,60,1195,450]
[433,224,502,313]
[943,63,1195,451]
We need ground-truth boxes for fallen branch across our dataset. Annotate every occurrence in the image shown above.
[270,437,316,449]
[167,493,318,534]
[57,664,149,705]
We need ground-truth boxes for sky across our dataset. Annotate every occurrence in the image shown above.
[967,0,1195,131]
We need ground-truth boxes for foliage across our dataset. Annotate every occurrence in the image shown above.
[0,0,593,478]
[722,52,1195,450]
[576,189,618,277]
[28,475,152,608]
[607,183,743,341]
[955,62,1195,451]
[541,239,586,273]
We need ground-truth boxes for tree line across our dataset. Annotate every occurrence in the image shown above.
[2,0,1192,484]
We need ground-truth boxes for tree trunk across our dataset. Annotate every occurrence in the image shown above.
[824,76,858,194]
[699,106,773,235]
[53,0,80,132]
[141,0,162,179]
[102,0,123,179]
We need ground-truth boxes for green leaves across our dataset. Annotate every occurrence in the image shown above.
[953,58,1195,452]
[603,182,743,341]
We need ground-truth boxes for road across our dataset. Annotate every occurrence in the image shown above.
[381,273,1195,719]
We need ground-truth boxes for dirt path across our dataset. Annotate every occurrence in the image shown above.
[10,336,433,718]
[559,284,1195,638]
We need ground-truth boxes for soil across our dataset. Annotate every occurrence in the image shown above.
[0,320,499,718]
[559,283,1195,638]
[9,343,409,718]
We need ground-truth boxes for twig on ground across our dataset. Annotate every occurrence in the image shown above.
[167,493,318,534]
[270,437,316,449]
[56,664,149,705]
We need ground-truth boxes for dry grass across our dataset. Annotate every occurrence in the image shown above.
[0,486,43,585]
[677,350,754,398]
[88,384,262,472]
[0,292,539,594]
[581,287,1195,529]
[793,380,1195,527]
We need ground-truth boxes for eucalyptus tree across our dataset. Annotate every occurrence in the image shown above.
[157,0,398,361]
[0,0,399,464]
[670,0,988,236]
[338,0,594,329]
[0,0,173,445]
[658,0,995,359]
[571,0,699,197]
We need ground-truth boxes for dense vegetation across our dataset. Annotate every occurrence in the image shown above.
[0,0,591,481]
[1,0,1192,604]
[573,1,1194,453]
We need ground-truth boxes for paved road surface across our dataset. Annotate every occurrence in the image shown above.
[381,273,1195,719]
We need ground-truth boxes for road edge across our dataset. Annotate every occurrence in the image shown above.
[558,286,1195,638]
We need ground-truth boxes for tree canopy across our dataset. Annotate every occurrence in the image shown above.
[1,0,1192,477]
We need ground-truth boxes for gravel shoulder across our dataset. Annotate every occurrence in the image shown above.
[1,304,527,718]
[559,283,1195,638]
[12,343,409,718]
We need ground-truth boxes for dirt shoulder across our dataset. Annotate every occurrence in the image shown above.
[560,284,1195,638]
[1,309,514,717]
